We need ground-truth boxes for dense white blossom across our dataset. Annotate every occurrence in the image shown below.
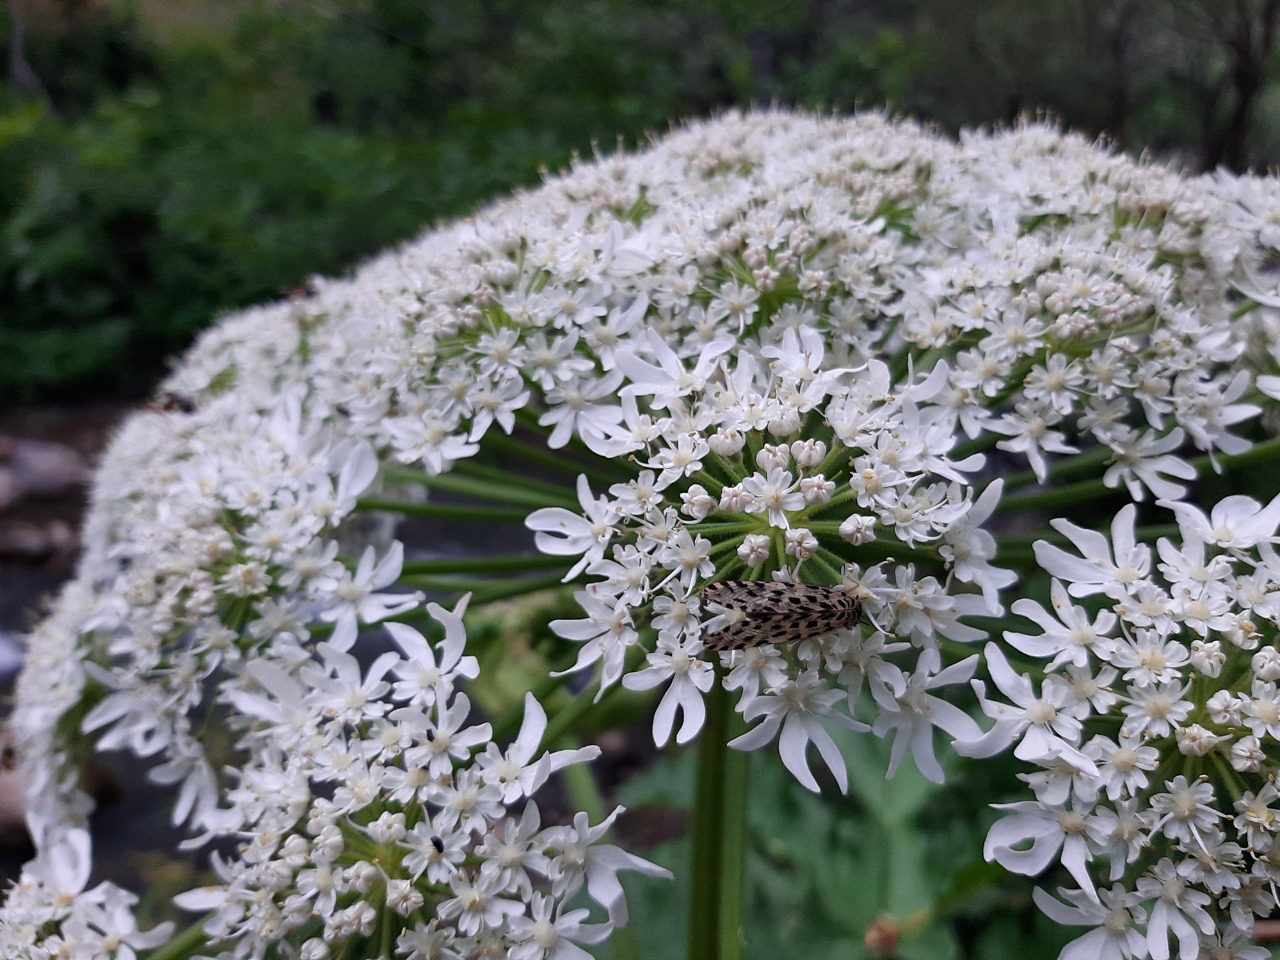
[4,108,1280,957]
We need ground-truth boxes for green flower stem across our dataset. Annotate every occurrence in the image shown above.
[995,475,1115,513]
[694,467,729,495]
[489,670,573,742]
[399,554,568,575]
[381,467,579,510]
[452,457,579,502]
[541,679,611,746]
[398,572,570,605]
[995,436,1280,514]
[801,525,941,564]
[688,673,746,960]
[810,547,847,583]
[358,498,531,523]
[691,520,765,538]
[482,428,625,488]
[814,436,857,478]
[141,915,213,960]
[991,444,1115,495]
[1192,434,1280,472]
[718,744,748,960]
[805,487,863,515]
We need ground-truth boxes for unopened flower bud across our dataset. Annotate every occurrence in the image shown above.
[386,879,425,916]
[1231,735,1266,773]
[1252,647,1280,681]
[709,428,745,456]
[1176,724,1230,756]
[784,527,819,559]
[720,484,752,513]
[800,476,835,506]
[791,439,827,468]
[767,408,802,437]
[367,811,406,844]
[839,515,877,545]
[347,860,379,894]
[1206,689,1242,726]
[738,534,771,567]
[1190,639,1225,678]
[756,444,791,471]
[681,484,715,520]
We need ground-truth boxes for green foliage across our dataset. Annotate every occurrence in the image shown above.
[611,727,1073,959]
[2,0,1278,402]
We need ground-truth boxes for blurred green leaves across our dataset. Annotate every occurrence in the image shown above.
[2,0,1278,402]
[611,724,1072,959]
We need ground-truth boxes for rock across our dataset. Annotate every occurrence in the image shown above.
[0,437,89,505]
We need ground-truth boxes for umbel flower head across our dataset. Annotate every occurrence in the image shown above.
[2,109,1279,959]
[962,497,1280,960]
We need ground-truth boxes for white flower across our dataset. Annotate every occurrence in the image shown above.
[525,475,618,581]
[623,638,715,746]
[730,669,864,792]
[1034,505,1150,600]
[871,650,982,784]
[1032,885,1147,960]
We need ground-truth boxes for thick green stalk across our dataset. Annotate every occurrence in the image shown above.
[688,673,746,960]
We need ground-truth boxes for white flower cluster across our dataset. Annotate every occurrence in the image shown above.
[529,344,1005,790]
[7,599,665,959]
[173,598,666,959]
[963,498,1280,960]
[3,109,1279,957]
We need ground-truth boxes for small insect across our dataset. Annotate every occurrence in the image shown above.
[699,580,864,651]
[148,391,196,414]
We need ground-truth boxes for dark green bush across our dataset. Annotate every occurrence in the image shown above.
[1,0,1277,402]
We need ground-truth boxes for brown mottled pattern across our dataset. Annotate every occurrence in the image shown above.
[699,580,864,651]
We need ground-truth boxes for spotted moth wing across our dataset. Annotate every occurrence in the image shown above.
[700,580,863,651]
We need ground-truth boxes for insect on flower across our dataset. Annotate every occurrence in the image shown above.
[699,580,864,651]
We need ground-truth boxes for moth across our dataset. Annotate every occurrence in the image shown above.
[699,580,864,651]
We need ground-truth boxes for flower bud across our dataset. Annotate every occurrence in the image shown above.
[708,428,745,456]
[791,438,827,468]
[1176,724,1229,756]
[1206,689,1243,726]
[1190,639,1225,678]
[800,476,835,506]
[784,527,819,559]
[1252,647,1280,681]
[1231,735,1266,773]
[756,444,791,471]
[681,484,715,520]
[839,514,877,545]
[767,407,802,437]
[719,484,752,513]
[737,534,771,567]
